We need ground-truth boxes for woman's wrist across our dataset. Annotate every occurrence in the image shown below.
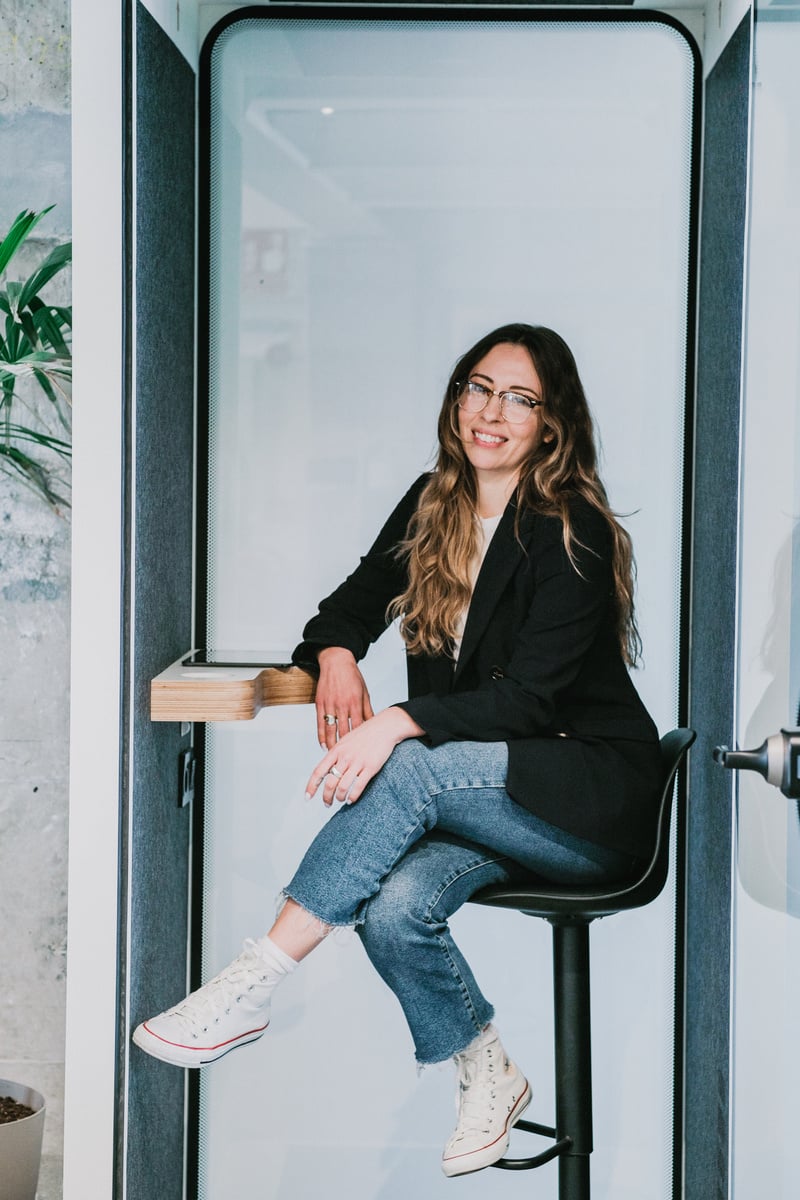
[317,646,357,666]
[383,705,425,743]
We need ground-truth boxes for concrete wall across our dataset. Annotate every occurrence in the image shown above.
[0,4,71,1199]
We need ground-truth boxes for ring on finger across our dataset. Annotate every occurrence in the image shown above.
[323,714,337,726]
[329,765,343,779]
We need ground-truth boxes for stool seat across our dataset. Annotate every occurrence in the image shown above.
[469,727,695,1197]
[472,728,695,920]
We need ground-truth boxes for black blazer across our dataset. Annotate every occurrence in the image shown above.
[293,474,661,859]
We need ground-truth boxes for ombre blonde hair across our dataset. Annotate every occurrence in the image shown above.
[388,324,641,666]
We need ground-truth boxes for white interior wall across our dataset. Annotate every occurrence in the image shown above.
[64,2,126,1198]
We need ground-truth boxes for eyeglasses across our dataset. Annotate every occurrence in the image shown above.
[455,379,544,425]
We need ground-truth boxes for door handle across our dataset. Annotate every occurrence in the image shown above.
[714,729,800,799]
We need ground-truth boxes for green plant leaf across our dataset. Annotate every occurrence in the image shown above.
[5,280,23,319]
[29,303,72,357]
[2,312,20,358]
[0,440,70,512]
[17,241,72,311]
[4,422,71,455]
[31,369,60,406]
[18,309,39,349]
[0,206,71,514]
[0,350,70,373]
[0,208,52,277]
[50,305,72,329]
[31,370,72,427]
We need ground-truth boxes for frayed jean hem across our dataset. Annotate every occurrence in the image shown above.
[414,1010,496,1069]
[278,887,358,934]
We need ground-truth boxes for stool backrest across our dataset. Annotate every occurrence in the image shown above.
[625,728,697,910]
[470,728,696,920]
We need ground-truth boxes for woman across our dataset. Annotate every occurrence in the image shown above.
[134,324,661,1177]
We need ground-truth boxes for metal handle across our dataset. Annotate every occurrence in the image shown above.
[714,728,800,799]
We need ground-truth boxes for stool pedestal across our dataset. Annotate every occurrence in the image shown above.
[472,728,696,1200]
[492,919,592,1200]
[554,920,592,1195]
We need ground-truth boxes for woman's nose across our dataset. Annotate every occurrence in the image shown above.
[483,392,505,420]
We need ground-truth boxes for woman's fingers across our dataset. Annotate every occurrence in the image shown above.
[316,703,358,749]
[305,757,361,806]
[315,688,371,748]
[321,763,358,807]
[316,706,337,750]
[314,655,373,748]
[342,768,369,805]
[322,761,373,806]
[305,713,402,806]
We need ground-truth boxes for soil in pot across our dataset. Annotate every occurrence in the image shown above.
[0,1097,36,1124]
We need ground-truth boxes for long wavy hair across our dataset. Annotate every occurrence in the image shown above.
[388,323,641,665]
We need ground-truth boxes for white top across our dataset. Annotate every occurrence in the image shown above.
[452,513,503,663]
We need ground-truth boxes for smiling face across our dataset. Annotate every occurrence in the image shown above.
[456,342,547,507]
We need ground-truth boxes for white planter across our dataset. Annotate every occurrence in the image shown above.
[0,1080,45,1200]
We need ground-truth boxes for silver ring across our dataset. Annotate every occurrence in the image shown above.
[323,714,337,726]
[329,766,343,779]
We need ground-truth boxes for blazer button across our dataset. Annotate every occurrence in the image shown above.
[490,666,505,680]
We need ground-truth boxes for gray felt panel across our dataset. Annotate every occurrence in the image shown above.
[125,5,195,1198]
[684,14,751,1200]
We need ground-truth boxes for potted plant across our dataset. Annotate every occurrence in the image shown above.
[0,206,72,513]
[0,1079,46,1200]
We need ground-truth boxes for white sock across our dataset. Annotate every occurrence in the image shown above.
[460,1023,499,1057]
[254,933,298,976]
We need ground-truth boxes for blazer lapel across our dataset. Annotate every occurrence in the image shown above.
[453,500,532,683]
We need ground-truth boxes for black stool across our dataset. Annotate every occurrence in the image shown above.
[470,728,695,1200]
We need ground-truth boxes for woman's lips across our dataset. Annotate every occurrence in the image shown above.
[472,429,507,447]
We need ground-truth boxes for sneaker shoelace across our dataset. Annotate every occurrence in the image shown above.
[166,941,271,1036]
[452,1048,499,1139]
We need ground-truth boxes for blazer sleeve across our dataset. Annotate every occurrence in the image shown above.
[398,502,616,742]
[291,474,428,668]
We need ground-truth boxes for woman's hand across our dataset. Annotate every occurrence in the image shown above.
[315,646,374,750]
[305,706,425,807]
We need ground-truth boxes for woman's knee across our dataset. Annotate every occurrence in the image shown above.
[373,737,428,792]
[357,863,426,946]
[377,738,508,798]
[357,835,498,945]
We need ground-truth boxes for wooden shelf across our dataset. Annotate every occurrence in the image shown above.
[150,656,317,722]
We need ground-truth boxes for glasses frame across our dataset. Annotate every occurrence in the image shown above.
[455,379,544,424]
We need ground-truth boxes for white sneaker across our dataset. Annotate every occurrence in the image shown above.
[132,939,279,1068]
[442,1026,531,1177]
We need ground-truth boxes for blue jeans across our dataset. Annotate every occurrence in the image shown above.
[284,739,632,1064]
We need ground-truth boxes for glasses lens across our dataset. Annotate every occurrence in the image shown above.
[458,381,489,412]
[501,392,535,423]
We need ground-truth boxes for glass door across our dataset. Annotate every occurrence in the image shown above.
[731,10,800,1195]
[198,11,698,1198]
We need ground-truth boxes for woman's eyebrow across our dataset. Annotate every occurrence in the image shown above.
[470,371,538,396]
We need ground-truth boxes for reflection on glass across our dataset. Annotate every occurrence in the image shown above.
[201,15,695,1200]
